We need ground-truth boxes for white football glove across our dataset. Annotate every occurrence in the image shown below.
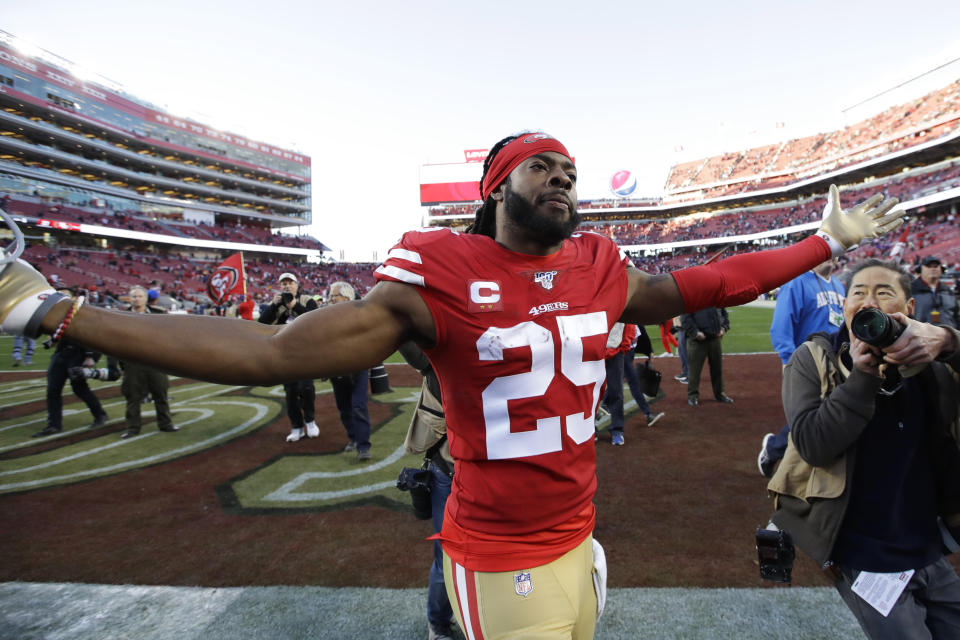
[815,184,905,256]
[0,259,67,337]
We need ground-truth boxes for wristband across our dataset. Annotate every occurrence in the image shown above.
[50,296,84,344]
[20,291,68,339]
[814,230,847,257]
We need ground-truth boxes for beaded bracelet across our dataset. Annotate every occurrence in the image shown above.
[50,296,85,344]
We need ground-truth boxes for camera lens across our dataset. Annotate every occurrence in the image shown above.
[851,308,905,348]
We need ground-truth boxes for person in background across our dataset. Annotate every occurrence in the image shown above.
[398,341,457,640]
[12,334,34,367]
[236,295,255,320]
[119,285,176,439]
[603,323,664,446]
[758,257,845,477]
[672,315,690,384]
[910,256,959,329]
[259,272,319,443]
[31,287,108,438]
[326,281,371,461]
[680,307,733,406]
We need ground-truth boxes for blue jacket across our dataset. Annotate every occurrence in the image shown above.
[770,271,845,364]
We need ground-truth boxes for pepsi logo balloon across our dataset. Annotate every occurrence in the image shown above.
[609,170,637,197]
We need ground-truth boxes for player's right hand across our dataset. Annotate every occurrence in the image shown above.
[816,184,905,256]
[0,259,65,337]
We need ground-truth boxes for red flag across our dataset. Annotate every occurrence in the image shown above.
[208,252,246,304]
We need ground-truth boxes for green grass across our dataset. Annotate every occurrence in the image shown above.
[646,303,775,355]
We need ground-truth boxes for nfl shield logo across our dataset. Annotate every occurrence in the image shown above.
[514,571,533,597]
[533,271,557,290]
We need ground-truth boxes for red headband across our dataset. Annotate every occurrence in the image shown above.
[480,133,572,201]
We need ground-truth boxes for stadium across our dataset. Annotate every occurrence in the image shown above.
[2,24,960,640]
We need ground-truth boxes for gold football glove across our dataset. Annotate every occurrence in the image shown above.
[0,259,66,337]
[816,184,905,256]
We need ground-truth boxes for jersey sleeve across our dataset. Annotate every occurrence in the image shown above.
[375,230,435,288]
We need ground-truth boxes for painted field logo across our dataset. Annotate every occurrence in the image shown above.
[0,380,275,495]
[0,377,425,512]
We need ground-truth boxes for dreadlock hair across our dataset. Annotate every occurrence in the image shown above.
[465,134,520,238]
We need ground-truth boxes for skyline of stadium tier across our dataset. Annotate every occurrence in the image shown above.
[0,34,312,235]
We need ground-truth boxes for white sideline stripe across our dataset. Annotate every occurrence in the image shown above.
[0,408,213,476]
[386,247,422,264]
[456,563,477,640]
[0,400,268,492]
[374,264,424,287]
[264,445,408,502]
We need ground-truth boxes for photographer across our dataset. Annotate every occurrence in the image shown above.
[767,259,960,639]
[259,272,319,442]
[31,287,108,437]
[396,340,456,640]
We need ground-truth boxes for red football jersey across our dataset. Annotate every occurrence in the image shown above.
[375,228,631,569]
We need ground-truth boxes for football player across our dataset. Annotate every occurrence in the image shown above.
[0,132,904,640]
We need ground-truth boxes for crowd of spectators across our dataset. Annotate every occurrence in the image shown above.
[663,80,960,200]
[585,160,960,247]
[22,243,377,315]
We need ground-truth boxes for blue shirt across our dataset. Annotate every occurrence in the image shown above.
[770,271,845,364]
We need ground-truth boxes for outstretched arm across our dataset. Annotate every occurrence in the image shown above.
[29,280,435,386]
[619,185,904,325]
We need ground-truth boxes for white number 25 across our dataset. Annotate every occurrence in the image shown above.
[476,312,607,460]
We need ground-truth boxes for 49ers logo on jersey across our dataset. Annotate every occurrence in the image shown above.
[467,280,503,313]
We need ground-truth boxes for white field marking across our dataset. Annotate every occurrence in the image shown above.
[0,378,47,394]
[0,384,246,452]
[0,408,214,476]
[0,400,269,493]
[0,376,185,410]
[263,445,408,502]
[266,385,332,398]
[0,407,97,433]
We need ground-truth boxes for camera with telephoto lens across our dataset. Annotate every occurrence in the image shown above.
[756,526,795,583]
[68,362,122,383]
[396,466,432,520]
[851,308,906,348]
[280,291,294,305]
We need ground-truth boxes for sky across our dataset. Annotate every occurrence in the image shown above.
[4,1,960,261]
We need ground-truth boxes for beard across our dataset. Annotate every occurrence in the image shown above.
[503,182,580,246]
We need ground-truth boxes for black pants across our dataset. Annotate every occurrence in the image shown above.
[46,350,106,430]
[686,336,724,401]
[283,380,316,429]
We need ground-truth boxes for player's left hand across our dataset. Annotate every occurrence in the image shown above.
[816,184,905,256]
